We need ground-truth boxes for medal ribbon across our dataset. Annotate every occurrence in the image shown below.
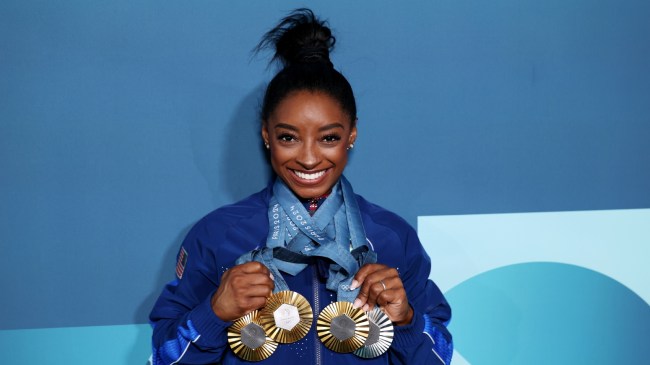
[237,176,375,302]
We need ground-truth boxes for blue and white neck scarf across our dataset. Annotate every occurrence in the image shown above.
[237,176,376,302]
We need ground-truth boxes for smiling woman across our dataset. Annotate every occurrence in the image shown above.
[262,91,357,200]
[149,8,452,365]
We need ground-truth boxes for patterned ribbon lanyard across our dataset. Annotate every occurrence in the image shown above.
[271,177,375,301]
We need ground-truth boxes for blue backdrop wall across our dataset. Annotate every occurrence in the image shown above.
[1,1,648,364]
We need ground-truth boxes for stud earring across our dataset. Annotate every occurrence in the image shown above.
[264,142,270,150]
[347,143,354,150]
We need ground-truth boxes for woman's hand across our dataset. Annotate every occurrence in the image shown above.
[351,264,413,326]
[211,262,274,321]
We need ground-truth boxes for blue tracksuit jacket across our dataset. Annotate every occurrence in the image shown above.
[150,185,453,364]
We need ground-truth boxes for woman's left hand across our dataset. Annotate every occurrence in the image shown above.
[350,263,413,326]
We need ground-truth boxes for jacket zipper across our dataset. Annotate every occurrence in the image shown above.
[313,268,322,365]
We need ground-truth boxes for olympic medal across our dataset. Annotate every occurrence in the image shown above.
[228,310,278,361]
[354,307,394,358]
[317,301,369,353]
[259,290,313,343]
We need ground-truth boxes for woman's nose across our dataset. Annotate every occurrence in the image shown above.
[296,141,320,169]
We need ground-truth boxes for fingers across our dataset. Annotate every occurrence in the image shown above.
[350,263,382,290]
[360,276,400,311]
[379,294,414,326]
[238,261,271,275]
[350,264,412,325]
[352,264,400,310]
[211,262,275,321]
[230,262,275,295]
[230,273,274,295]
[374,287,405,308]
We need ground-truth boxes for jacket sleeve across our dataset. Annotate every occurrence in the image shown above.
[388,225,453,365]
[149,220,232,365]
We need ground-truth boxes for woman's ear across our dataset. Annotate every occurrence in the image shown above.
[349,119,358,146]
[261,123,270,148]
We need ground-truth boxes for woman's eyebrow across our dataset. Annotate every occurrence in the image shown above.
[274,122,345,131]
[319,123,345,131]
[274,123,298,131]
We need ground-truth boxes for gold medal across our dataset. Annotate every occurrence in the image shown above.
[258,290,313,344]
[317,301,369,353]
[228,310,278,362]
[353,307,394,358]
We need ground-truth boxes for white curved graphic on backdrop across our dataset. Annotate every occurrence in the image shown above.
[418,209,650,365]
[418,209,650,302]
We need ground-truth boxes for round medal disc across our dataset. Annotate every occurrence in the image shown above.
[259,290,313,343]
[317,301,369,353]
[354,307,394,358]
[228,310,278,362]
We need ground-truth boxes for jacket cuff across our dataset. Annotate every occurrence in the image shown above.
[188,293,233,346]
[392,308,425,349]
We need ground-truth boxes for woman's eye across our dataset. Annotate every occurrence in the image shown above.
[278,134,296,142]
[322,134,341,143]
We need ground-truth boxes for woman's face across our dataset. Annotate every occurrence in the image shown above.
[262,90,357,199]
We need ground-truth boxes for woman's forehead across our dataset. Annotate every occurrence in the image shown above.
[268,91,353,129]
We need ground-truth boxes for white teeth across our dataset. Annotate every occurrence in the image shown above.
[294,170,326,180]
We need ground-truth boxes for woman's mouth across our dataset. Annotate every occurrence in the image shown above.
[293,169,327,180]
[289,168,331,185]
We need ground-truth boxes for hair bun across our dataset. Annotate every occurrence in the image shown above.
[257,8,335,67]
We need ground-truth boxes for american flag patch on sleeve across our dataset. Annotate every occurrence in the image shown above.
[176,246,188,279]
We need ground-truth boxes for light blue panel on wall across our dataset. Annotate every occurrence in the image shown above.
[0,324,152,365]
[418,209,650,364]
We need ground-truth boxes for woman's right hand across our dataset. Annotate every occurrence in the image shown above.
[211,262,274,321]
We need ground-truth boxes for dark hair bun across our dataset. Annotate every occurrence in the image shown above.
[257,8,335,67]
[258,8,356,123]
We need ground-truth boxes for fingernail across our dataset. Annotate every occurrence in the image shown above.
[350,280,359,290]
[269,273,274,280]
[353,298,362,308]
[362,304,370,312]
